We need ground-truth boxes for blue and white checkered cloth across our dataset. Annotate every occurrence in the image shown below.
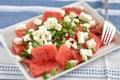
[0,0,120,80]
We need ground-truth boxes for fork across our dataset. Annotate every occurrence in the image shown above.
[101,0,116,45]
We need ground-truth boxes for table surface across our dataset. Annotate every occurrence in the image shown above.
[0,0,120,80]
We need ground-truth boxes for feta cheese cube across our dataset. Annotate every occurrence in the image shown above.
[44,41,53,45]
[64,16,71,22]
[80,48,93,57]
[45,31,52,40]
[14,55,23,62]
[55,24,62,31]
[82,23,91,28]
[15,24,26,30]
[65,40,72,48]
[27,48,33,54]
[68,60,78,66]
[69,12,78,18]
[59,10,65,17]
[73,19,79,23]
[28,42,33,49]
[71,22,76,27]
[28,28,34,33]
[38,39,43,45]
[32,30,41,37]
[89,20,96,26]
[23,34,31,42]
[86,39,96,49]
[83,32,89,39]
[79,12,92,22]
[82,55,88,61]
[14,37,23,44]
[38,26,48,35]
[72,41,78,49]
[34,18,42,25]
[44,17,58,30]
[77,31,85,44]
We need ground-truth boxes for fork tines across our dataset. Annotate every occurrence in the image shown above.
[101,20,116,45]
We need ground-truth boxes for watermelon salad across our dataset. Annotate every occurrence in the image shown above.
[12,6,115,79]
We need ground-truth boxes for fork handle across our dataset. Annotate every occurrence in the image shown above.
[104,0,109,20]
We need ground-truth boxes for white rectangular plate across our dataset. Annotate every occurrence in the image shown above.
[0,0,120,80]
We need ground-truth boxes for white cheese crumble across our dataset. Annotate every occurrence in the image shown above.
[27,42,33,54]
[59,10,65,17]
[34,18,42,25]
[44,41,53,45]
[44,17,58,30]
[80,48,93,61]
[15,24,26,30]
[64,16,71,22]
[68,60,78,66]
[33,35,40,42]
[69,11,78,18]
[89,20,96,26]
[55,24,62,31]
[65,38,78,49]
[72,41,78,49]
[14,55,23,62]
[83,32,89,39]
[14,37,23,45]
[23,34,31,42]
[79,12,92,22]
[28,28,34,33]
[71,22,76,27]
[77,31,85,44]
[38,26,48,35]
[65,40,72,48]
[45,31,52,40]
[86,39,96,49]
[73,19,79,23]
[80,48,93,57]
[82,23,92,29]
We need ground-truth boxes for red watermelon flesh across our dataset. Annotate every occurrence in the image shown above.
[70,48,82,63]
[42,11,63,24]
[30,61,58,78]
[15,21,36,37]
[62,7,83,15]
[31,45,57,65]
[12,41,26,55]
[55,44,72,68]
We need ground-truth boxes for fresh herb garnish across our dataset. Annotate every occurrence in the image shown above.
[42,72,48,80]
[64,61,73,70]
[32,41,39,48]
[83,26,88,32]
[79,20,87,24]
[50,68,57,76]
[20,52,30,58]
